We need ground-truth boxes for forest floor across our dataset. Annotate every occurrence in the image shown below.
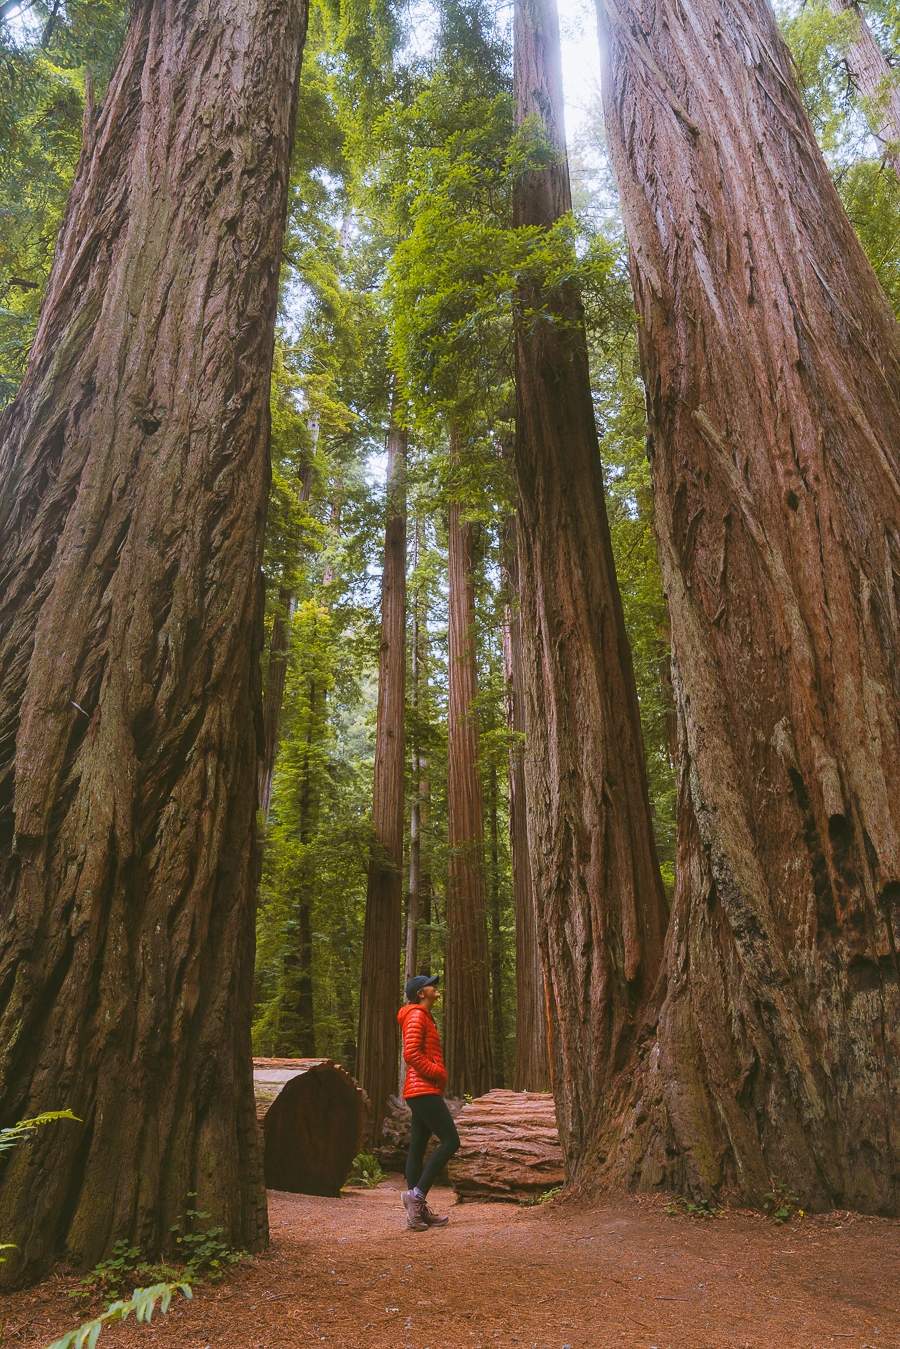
[1,1177,898,1349]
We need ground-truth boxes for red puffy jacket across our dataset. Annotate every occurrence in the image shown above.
[398,1003,448,1098]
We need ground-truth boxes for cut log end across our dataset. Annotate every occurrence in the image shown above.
[253,1057,371,1197]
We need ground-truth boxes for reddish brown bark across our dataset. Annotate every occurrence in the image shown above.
[501,522,550,1093]
[448,1090,565,1201]
[357,420,407,1140]
[487,762,507,1088]
[596,0,900,1211]
[512,0,669,1181]
[405,518,426,987]
[444,484,494,1098]
[832,0,900,180]
[0,0,307,1280]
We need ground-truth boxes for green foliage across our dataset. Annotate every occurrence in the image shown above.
[345,1151,386,1188]
[520,1185,564,1207]
[780,0,900,317]
[253,598,376,1059]
[74,1206,245,1303]
[764,1177,802,1225]
[0,1,128,405]
[46,1283,191,1349]
[665,1194,720,1219]
[0,1108,80,1157]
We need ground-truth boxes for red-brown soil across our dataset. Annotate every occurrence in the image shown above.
[2,1179,897,1348]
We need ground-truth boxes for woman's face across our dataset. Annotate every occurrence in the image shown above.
[420,984,440,1011]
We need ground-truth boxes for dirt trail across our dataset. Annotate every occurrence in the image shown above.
[2,1179,898,1348]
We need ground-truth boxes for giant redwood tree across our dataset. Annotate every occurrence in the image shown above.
[357,414,407,1138]
[593,0,900,1210]
[512,0,669,1173]
[0,0,307,1280]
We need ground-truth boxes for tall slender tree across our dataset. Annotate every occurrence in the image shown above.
[595,0,900,1210]
[444,459,494,1097]
[0,0,307,1279]
[357,411,407,1138]
[512,0,669,1178]
[831,0,900,179]
[405,516,427,986]
[501,519,550,1091]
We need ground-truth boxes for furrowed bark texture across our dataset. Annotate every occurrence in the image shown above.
[513,0,669,1181]
[357,422,407,1141]
[445,494,493,1098]
[501,521,549,1092]
[831,0,900,180]
[597,0,900,1211]
[0,0,307,1280]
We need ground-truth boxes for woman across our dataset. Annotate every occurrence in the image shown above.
[397,973,460,1230]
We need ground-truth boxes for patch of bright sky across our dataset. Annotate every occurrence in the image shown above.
[556,0,603,148]
[2,2,42,43]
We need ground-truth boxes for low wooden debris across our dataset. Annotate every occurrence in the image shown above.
[448,1089,565,1201]
[373,1093,464,1173]
[253,1057,371,1197]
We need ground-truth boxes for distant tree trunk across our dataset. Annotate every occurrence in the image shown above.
[445,468,494,1098]
[512,0,669,1183]
[0,0,306,1281]
[831,0,900,180]
[487,762,506,1088]
[357,416,407,1140]
[405,518,425,987]
[258,454,315,816]
[501,520,550,1092]
[322,484,343,587]
[596,0,900,1211]
[276,667,321,1059]
[259,590,292,818]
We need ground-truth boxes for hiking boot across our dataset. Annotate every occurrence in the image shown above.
[421,1202,449,1227]
[404,1190,429,1231]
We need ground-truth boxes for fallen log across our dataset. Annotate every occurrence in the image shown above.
[253,1057,371,1197]
[373,1094,464,1173]
[447,1089,565,1201]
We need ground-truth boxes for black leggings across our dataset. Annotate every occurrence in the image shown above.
[405,1094,461,1194]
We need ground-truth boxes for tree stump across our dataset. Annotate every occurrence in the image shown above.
[448,1090,565,1201]
[254,1058,371,1197]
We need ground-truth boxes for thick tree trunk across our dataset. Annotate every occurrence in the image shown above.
[0,0,307,1280]
[512,0,669,1183]
[596,0,900,1211]
[501,519,550,1092]
[831,0,900,180]
[357,419,407,1141]
[444,484,494,1097]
